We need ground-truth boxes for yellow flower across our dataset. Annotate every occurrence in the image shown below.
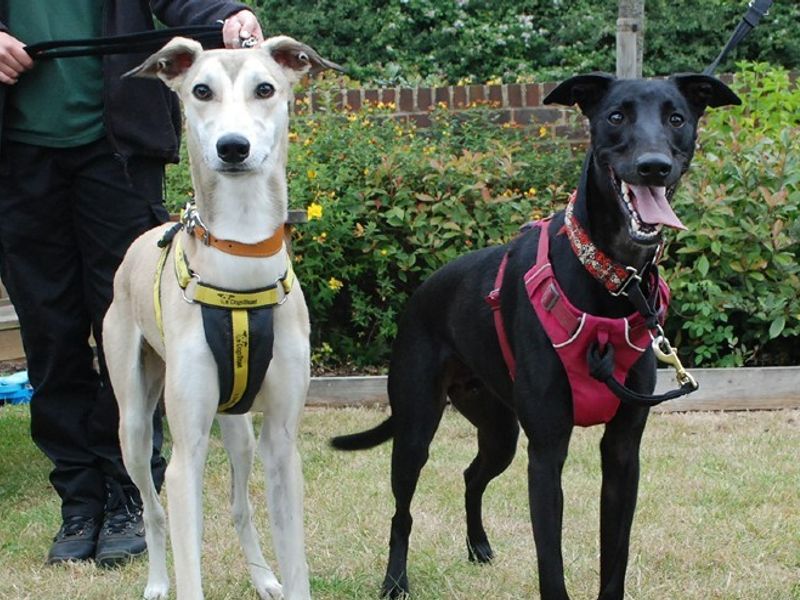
[288,132,299,142]
[328,277,343,291]
[380,249,388,256]
[539,126,548,138]
[525,187,538,198]
[307,169,317,180]
[306,202,323,220]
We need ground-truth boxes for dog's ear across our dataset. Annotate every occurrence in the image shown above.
[123,37,203,90]
[671,74,742,114]
[262,36,345,84]
[543,73,616,116]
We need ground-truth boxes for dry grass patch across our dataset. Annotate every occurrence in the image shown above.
[1,405,798,599]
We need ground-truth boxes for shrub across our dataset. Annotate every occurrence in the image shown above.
[288,104,581,367]
[665,63,800,367]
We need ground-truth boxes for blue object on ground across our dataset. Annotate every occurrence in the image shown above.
[0,370,33,405]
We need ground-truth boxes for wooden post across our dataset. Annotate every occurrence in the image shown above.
[617,0,645,79]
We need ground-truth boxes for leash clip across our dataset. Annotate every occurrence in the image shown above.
[651,333,698,390]
[180,202,212,245]
[610,266,642,297]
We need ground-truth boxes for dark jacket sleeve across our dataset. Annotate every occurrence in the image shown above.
[149,0,252,27]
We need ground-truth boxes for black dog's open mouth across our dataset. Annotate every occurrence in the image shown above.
[609,169,685,242]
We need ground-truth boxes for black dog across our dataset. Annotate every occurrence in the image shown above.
[332,73,740,599]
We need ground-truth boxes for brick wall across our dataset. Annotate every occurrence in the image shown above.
[295,81,590,141]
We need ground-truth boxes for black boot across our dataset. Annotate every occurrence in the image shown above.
[47,515,101,564]
[95,480,146,568]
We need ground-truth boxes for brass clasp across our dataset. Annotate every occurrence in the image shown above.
[651,333,698,390]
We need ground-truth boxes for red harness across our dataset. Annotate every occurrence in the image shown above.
[486,214,669,427]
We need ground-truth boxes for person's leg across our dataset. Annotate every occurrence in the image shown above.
[0,140,105,561]
[0,140,109,517]
[68,139,169,565]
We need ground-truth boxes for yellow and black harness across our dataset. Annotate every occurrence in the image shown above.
[154,205,293,414]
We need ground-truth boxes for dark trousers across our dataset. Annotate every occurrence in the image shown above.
[0,137,168,520]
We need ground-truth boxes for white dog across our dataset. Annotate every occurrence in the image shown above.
[103,36,341,600]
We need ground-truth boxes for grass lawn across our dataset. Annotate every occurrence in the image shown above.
[1,404,798,599]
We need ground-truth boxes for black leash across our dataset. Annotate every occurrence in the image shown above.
[587,342,698,407]
[587,268,699,407]
[704,0,774,75]
[24,24,224,60]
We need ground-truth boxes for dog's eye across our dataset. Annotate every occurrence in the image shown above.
[192,84,213,101]
[669,113,686,128]
[607,111,625,126]
[256,83,275,99]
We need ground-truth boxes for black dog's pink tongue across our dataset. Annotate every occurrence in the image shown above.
[628,184,686,230]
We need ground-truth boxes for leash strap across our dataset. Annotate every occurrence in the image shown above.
[587,342,697,406]
[586,269,700,406]
[704,0,774,75]
[25,24,224,60]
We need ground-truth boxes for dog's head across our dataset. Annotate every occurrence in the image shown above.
[126,36,343,175]
[545,73,740,249]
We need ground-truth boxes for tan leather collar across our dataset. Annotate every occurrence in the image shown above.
[188,222,285,257]
[180,202,285,258]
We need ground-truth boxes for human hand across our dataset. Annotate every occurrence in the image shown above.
[221,10,264,49]
[0,31,33,84]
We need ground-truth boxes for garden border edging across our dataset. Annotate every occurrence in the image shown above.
[307,367,800,411]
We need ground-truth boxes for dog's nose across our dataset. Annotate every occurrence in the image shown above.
[636,153,672,180]
[216,134,250,164]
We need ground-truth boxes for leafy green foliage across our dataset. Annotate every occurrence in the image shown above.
[665,63,800,367]
[287,104,580,367]
[247,0,800,85]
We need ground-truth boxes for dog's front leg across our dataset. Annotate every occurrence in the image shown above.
[259,371,311,599]
[526,432,573,600]
[163,370,219,600]
[597,404,649,600]
[218,414,283,599]
[517,370,574,600]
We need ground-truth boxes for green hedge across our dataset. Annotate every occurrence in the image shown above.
[666,63,800,367]
[243,0,800,85]
[285,109,582,367]
[165,63,800,369]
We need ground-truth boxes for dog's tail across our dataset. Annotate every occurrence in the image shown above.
[329,417,394,451]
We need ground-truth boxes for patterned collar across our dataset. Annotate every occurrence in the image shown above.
[563,190,660,296]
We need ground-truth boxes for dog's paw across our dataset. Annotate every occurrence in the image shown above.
[255,578,283,600]
[467,537,495,564]
[381,576,410,599]
[143,581,169,600]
